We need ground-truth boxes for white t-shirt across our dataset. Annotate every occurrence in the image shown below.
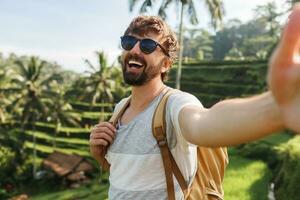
[106,89,203,200]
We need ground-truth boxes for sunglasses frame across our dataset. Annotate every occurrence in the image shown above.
[121,35,170,57]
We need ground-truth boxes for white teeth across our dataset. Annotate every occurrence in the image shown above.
[128,60,143,66]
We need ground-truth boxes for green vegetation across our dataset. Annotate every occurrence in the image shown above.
[275,136,300,200]
[224,152,271,200]
[0,52,119,199]
[167,61,267,107]
[0,146,16,182]
[1,52,299,199]
[25,149,272,200]
[30,184,108,200]
[1,1,300,198]
[26,180,109,200]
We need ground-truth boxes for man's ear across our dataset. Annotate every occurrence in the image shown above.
[161,58,171,73]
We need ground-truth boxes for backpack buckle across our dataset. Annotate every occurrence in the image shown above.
[157,139,167,146]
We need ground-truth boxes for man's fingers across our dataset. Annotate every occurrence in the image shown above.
[94,122,116,133]
[90,139,109,146]
[92,126,116,139]
[274,4,300,66]
[90,132,114,144]
[90,122,117,147]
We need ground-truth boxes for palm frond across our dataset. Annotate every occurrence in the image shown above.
[85,59,97,72]
[9,95,24,114]
[14,60,28,79]
[40,73,63,87]
[128,0,142,12]
[97,51,108,70]
[158,0,173,19]
[187,0,198,25]
[33,60,47,82]
[34,97,48,119]
[140,0,154,13]
[204,0,224,29]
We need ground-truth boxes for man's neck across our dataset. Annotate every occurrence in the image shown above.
[130,76,165,111]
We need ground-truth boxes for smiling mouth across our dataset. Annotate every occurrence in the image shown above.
[128,60,144,69]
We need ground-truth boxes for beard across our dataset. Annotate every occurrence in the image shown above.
[121,53,162,86]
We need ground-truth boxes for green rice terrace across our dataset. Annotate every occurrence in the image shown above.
[1,59,299,200]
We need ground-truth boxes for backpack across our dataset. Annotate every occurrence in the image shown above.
[98,88,229,200]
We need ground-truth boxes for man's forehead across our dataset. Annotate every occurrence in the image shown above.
[129,32,164,41]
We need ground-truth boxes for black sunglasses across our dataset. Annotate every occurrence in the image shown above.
[121,35,170,57]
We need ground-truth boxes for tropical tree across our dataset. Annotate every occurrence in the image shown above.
[0,55,25,169]
[183,28,213,61]
[254,1,283,58]
[0,68,10,123]
[9,56,62,178]
[45,82,80,148]
[77,51,129,121]
[83,51,114,105]
[128,0,225,89]
[254,1,281,37]
[212,19,244,60]
[224,46,244,61]
[212,11,281,61]
[0,55,15,123]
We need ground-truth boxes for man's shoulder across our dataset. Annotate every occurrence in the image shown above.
[167,89,200,105]
[114,96,131,112]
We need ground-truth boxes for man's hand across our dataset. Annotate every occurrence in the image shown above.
[89,122,116,161]
[268,3,300,133]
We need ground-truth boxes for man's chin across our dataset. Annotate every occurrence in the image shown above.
[123,74,147,86]
[124,79,146,86]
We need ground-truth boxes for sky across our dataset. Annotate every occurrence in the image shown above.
[0,0,289,73]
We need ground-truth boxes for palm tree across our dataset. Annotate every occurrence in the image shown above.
[45,82,80,148]
[0,56,15,123]
[84,51,114,104]
[254,2,286,59]
[81,51,127,121]
[0,68,10,123]
[10,56,62,178]
[128,0,225,89]
[254,2,281,37]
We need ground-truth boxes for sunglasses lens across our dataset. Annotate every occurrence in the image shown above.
[140,39,157,54]
[121,36,137,51]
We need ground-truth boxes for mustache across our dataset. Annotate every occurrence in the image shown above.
[124,54,147,67]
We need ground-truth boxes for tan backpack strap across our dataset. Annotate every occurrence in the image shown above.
[168,147,189,194]
[98,145,110,171]
[155,126,176,200]
[99,97,131,171]
[152,89,188,200]
[109,97,131,126]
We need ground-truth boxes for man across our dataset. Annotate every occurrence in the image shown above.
[90,4,300,200]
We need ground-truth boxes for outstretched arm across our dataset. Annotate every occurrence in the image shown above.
[179,92,283,147]
[178,4,300,147]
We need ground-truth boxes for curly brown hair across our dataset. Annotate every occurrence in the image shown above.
[123,15,179,81]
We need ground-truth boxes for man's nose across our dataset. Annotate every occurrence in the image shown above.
[130,41,142,55]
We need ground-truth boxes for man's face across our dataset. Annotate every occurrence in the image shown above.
[120,32,168,86]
